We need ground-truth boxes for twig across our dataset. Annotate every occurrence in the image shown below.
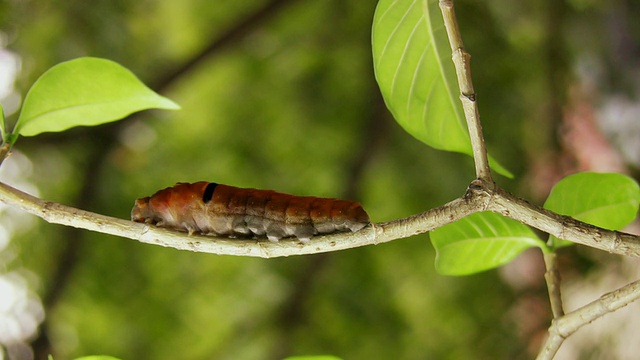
[1,179,639,258]
[488,187,640,257]
[0,180,486,257]
[536,279,640,360]
[438,0,492,184]
[543,252,565,318]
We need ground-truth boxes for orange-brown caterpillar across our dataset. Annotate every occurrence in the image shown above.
[131,182,370,243]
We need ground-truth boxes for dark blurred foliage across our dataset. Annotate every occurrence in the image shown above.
[0,0,639,359]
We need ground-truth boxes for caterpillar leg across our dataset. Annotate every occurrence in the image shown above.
[289,224,316,243]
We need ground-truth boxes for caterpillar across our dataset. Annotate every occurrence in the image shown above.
[131,182,370,243]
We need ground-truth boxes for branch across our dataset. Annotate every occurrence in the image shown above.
[0,180,486,257]
[536,279,640,360]
[543,252,565,318]
[438,0,492,184]
[2,178,640,258]
[487,187,640,256]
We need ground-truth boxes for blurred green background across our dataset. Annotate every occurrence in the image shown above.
[1,0,639,359]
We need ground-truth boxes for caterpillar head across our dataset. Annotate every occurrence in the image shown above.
[131,197,155,223]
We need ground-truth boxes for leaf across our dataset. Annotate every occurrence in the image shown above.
[372,0,511,177]
[14,57,180,137]
[544,172,640,248]
[430,212,545,275]
[373,0,465,151]
[73,357,123,360]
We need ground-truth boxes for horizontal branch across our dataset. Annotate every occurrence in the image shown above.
[0,179,638,258]
[0,180,486,257]
[487,187,640,257]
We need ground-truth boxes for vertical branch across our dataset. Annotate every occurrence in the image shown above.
[438,0,493,184]
[543,252,564,318]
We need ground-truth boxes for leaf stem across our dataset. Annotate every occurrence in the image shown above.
[438,0,492,183]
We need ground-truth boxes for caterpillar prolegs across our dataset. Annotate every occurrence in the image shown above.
[131,182,370,243]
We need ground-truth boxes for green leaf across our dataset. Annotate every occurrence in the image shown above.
[14,57,180,137]
[544,172,640,248]
[372,0,511,177]
[73,356,123,360]
[373,0,466,151]
[430,212,545,275]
